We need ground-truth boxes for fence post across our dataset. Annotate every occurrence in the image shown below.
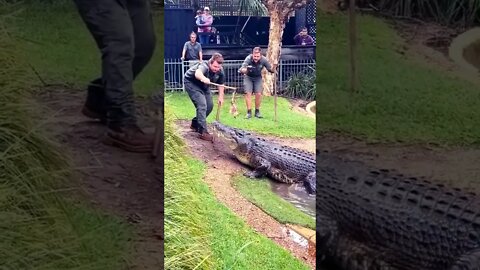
[181,60,185,92]
[279,59,283,92]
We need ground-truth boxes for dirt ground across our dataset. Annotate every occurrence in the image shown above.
[176,120,317,269]
[36,87,163,270]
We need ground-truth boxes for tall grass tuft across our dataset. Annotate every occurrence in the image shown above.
[164,97,215,270]
[1,3,130,269]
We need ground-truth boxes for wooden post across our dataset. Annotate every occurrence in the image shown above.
[349,0,359,92]
[274,73,278,122]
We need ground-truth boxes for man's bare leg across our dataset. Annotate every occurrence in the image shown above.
[245,92,253,118]
[254,92,263,118]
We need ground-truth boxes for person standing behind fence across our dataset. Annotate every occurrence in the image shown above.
[195,9,203,26]
[183,53,225,141]
[238,47,276,119]
[181,32,202,66]
[294,27,315,46]
[196,6,213,45]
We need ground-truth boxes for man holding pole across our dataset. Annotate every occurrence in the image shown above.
[238,47,276,119]
[184,53,225,141]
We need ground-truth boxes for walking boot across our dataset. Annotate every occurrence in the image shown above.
[199,131,214,142]
[254,109,263,118]
[190,118,199,132]
[103,125,154,153]
[82,80,107,124]
[245,109,252,119]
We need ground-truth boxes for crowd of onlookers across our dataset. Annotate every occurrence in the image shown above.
[191,6,315,46]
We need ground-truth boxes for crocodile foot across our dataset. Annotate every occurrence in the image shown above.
[243,171,263,179]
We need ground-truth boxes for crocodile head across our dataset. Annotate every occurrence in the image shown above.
[212,121,254,164]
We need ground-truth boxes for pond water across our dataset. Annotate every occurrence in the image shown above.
[449,27,480,73]
[268,180,316,218]
[462,39,480,70]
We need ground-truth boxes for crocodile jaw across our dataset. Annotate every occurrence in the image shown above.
[233,148,251,166]
[212,121,245,151]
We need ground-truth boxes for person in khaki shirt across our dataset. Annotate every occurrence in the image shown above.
[238,47,276,119]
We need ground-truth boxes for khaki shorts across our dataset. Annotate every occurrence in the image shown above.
[244,76,262,94]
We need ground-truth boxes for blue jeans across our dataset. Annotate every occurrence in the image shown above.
[199,33,209,45]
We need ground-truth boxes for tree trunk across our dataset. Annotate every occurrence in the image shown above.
[263,9,284,96]
[261,0,311,96]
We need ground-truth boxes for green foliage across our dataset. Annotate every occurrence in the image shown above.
[284,67,316,101]
[317,13,480,145]
[164,103,214,270]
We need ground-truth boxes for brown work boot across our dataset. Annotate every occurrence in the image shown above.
[190,119,199,132]
[199,131,214,142]
[82,106,106,124]
[103,125,154,153]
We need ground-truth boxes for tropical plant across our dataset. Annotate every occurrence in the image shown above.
[283,68,316,101]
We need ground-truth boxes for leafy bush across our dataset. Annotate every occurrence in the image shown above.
[283,68,316,101]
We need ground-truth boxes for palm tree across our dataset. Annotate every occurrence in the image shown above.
[239,0,313,95]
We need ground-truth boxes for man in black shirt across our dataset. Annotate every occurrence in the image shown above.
[184,53,225,141]
[238,47,276,119]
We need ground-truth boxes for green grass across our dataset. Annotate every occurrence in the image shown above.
[233,175,315,229]
[11,0,163,96]
[0,2,132,269]
[166,92,316,138]
[164,105,215,270]
[317,12,480,145]
[164,102,310,270]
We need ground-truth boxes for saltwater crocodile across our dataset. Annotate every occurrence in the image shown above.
[212,121,316,194]
[317,152,480,270]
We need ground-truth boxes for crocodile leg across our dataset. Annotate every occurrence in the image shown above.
[304,171,316,194]
[318,213,395,270]
[243,155,271,179]
[450,249,480,270]
[327,235,395,270]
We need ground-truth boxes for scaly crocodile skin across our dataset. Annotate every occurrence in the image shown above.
[317,152,480,270]
[212,121,316,194]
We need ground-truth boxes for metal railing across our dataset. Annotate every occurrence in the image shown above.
[164,59,316,93]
